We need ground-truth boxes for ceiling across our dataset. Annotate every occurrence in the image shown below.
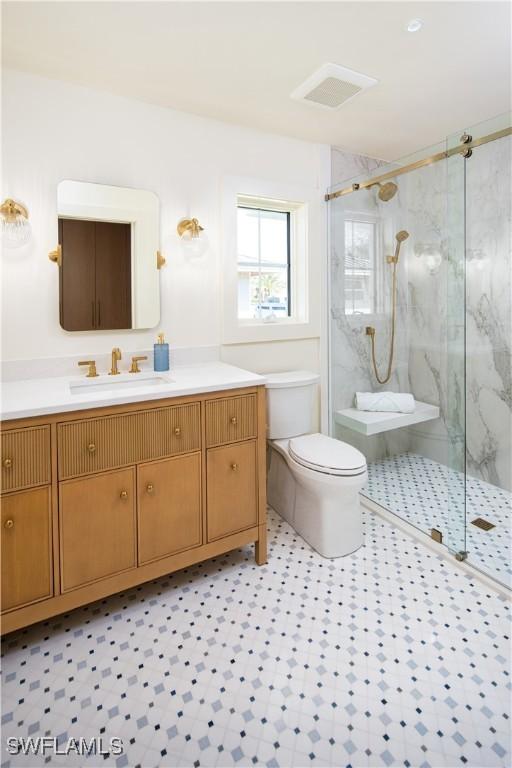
[2,1,511,160]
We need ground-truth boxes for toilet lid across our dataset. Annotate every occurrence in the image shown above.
[289,433,367,476]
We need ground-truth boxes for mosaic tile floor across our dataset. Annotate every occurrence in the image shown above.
[1,508,511,768]
[364,453,512,589]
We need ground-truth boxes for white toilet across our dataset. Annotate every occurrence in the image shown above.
[266,371,368,558]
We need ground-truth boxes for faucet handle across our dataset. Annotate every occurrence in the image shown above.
[129,355,148,374]
[78,360,99,378]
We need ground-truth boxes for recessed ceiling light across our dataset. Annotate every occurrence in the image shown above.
[407,18,424,32]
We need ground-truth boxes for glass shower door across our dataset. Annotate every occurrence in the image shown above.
[443,132,467,557]
[459,115,512,586]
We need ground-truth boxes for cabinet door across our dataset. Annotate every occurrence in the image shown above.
[95,221,132,330]
[59,218,96,331]
[1,487,52,612]
[60,468,136,591]
[207,440,257,542]
[138,453,201,565]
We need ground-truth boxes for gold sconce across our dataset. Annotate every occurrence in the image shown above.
[48,244,62,266]
[1,198,31,248]
[177,217,206,257]
[156,250,166,269]
[177,218,204,239]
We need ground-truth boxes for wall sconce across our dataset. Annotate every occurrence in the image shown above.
[0,198,31,248]
[177,217,207,258]
[177,218,204,240]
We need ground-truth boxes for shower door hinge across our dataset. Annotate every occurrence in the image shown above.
[455,551,468,562]
[430,528,443,544]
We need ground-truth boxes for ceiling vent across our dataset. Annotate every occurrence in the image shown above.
[291,63,378,110]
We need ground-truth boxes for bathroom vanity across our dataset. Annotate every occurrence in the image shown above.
[0,364,267,634]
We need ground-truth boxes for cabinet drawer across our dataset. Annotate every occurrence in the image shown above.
[58,402,200,479]
[207,440,258,541]
[206,394,257,447]
[1,486,53,612]
[1,426,51,494]
[60,467,136,591]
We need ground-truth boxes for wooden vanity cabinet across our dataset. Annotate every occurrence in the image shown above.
[1,424,53,614]
[207,440,258,541]
[1,487,53,612]
[60,467,137,591]
[0,386,267,634]
[137,453,202,565]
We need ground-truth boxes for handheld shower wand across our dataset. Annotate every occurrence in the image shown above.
[366,230,409,385]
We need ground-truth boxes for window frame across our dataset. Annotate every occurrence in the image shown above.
[221,177,323,345]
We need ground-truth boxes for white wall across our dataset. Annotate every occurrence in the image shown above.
[1,70,330,375]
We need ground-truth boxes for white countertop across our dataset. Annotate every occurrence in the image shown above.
[1,362,266,421]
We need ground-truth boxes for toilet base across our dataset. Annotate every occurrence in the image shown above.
[268,441,366,559]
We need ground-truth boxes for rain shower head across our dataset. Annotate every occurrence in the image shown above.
[378,181,398,201]
[369,180,399,202]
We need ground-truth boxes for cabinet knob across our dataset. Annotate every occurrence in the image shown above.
[174,426,181,436]
[230,416,238,425]
[87,443,97,454]
[146,483,154,494]
[120,490,128,500]
[4,519,14,529]
[231,463,239,472]
[3,458,13,469]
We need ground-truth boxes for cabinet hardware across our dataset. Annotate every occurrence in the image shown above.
[119,490,128,500]
[3,457,13,468]
[4,519,14,529]
[231,463,239,472]
[174,427,181,436]
[87,443,97,454]
[146,483,154,494]
[230,416,237,425]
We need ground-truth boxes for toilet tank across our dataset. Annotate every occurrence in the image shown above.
[265,371,320,439]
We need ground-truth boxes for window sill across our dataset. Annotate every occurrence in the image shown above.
[222,320,319,345]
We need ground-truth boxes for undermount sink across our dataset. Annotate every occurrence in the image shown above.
[69,372,173,395]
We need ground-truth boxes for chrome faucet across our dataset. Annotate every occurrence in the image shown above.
[109,347,122,376]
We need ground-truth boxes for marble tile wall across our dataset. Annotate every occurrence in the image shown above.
[465,135,511,491]
[329,136,511,492]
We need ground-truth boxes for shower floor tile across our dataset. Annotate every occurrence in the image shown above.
[364,452,512,588]
[2,508,511,768]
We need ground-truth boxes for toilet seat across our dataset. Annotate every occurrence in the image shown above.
[288,433,367,477]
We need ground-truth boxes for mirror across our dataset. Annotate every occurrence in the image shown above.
[57,180,161,331]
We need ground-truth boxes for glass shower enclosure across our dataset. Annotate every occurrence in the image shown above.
[327,115,511,588]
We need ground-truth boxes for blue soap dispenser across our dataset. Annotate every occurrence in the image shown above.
[154,332,170,372]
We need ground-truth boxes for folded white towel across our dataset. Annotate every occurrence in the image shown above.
[355,392,415,414]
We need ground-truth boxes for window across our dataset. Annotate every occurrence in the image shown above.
[344,218,377,315]
[237,205,291,321]
[222,177,321,345]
